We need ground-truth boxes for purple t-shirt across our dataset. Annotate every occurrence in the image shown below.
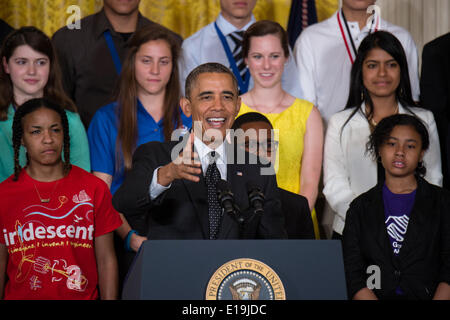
[382,184,416,256]
[382,184,416,296]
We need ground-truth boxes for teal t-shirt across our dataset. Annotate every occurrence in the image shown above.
[0,104,91,182]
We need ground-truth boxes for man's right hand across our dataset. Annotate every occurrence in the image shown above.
[157,132,202,186]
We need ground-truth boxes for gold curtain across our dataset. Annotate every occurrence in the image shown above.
[0,0,338,38]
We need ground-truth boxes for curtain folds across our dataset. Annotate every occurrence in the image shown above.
[0,0,338,37]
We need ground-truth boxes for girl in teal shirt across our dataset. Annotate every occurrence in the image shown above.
[0,26,90,182]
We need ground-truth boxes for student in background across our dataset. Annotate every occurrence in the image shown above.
[0,98,122,300]
[323,31,441,239]
[238,20,323,238]
[294,0,419,123]
[0,26,90,183]
[343,114,450,300]
[180,0,301,97]
[53,0,182,127]
[232,112,315,239]
[87,24,191,287]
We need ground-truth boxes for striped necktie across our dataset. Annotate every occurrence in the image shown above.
[229,31,247,78]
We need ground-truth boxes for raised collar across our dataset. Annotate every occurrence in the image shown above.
[194,135,226,165]
[215,13,256,35]
[93,8,147,39]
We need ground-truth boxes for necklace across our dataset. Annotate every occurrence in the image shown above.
[32,180,59,203]
[369,104,399,127]
[250,90,286,114]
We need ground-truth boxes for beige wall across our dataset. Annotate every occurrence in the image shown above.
[376,0,450,68]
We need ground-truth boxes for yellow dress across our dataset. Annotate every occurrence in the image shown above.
[237,98,320,239]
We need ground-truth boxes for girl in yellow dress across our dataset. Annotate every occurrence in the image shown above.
[238,20,323,238]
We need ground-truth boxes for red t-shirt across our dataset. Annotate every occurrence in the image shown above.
[0,166,122,300]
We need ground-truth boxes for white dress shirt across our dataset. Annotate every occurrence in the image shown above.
[180,13,303,98]
[294,11,420,123]
[150,137,227,200]
[323,103,442,234]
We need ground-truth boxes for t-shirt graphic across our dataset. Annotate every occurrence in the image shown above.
[385,214,409,254]
[382,184,416,256]
[0,166,122,300]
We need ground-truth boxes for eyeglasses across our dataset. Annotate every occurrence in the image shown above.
[240,138,279,154]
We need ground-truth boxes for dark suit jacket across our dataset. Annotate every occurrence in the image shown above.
[52,9,182,127]
[420,33,450,187]
[343,177,450,300]
[112,139,287,240]
[278,188,314,239]
[0,19,13,47]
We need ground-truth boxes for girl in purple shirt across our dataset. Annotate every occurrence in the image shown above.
[343,114,450,300]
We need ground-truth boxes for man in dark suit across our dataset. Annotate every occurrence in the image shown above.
[52,0,182,127]
[232,112,315,239]
[112,62,287,240]
[420,33,450,188]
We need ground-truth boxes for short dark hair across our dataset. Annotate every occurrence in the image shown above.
[367,114,429,177]
[232,112,273,130]
[242,20,290,59]
[184,62,238,100]
[12,98,71,181]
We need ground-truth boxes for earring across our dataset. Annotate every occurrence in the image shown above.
[417,161,424,169]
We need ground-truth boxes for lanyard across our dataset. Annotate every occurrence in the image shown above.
[104,30,122,74]
[337,9,379,64]
[214,22,250,94]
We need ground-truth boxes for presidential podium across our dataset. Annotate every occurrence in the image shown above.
[122,240,347,300]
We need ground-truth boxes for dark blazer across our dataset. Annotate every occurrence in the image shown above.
[343,177,450,300]
[420,33,450,188]
[0,19,13,47]
[112,139,287,240]
[278,188,314,239]
[52,9,182,127]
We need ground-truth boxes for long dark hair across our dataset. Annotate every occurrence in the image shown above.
[342,31,417,131]
[115,24,182,171]
[367,114,429,177]
[12,98,71,181]
[0,26,76,120]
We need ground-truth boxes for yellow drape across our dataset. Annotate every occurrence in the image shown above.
[0,0,338,38]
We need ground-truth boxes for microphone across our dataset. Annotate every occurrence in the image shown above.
[216,180,243,223]
[238,182,265,239]
[246,182,265,215]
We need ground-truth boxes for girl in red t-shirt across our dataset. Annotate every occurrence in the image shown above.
[0,98,122,300]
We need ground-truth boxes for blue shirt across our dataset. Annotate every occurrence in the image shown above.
[87,101,191,194]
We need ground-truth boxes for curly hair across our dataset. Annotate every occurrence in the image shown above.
[366,114,429,177]
[12,98,71,181]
